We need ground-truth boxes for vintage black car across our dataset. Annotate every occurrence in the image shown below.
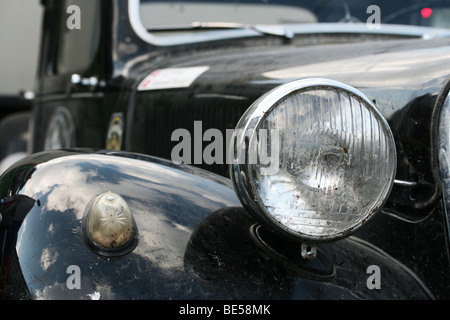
[2,0,450,302]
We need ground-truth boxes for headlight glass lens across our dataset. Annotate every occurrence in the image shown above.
[231,79,396,242]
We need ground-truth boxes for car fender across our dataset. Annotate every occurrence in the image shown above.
[0,149,433,299]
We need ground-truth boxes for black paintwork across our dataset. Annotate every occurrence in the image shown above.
[2,0,450,299]
[0,150,433,299]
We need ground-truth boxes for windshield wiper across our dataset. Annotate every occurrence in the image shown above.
[147,21,294,41]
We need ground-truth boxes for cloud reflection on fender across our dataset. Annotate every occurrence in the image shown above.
[11,152,241,299]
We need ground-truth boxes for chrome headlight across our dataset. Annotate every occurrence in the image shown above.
[438,88,450,231]
[230,78,396,242]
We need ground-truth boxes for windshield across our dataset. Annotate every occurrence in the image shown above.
[139,0,450,30]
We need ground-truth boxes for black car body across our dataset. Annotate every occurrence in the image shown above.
[2,0,450,300]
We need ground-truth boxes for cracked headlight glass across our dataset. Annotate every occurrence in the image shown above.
[231,78,396,242]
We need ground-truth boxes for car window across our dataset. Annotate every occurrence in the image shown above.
[0,0,42,95]
[56,0,101,75]
[139,0,450,30]
[140,2,317,28]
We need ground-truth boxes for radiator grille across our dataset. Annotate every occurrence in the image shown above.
[132,92,251,178]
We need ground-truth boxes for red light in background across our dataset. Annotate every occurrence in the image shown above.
[421,7,433,19]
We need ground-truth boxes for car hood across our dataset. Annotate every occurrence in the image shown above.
[131,35,450,122]
[183,36,450,112]
[129,35,450,215]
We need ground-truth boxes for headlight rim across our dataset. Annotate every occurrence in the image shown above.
[231,77,397,243]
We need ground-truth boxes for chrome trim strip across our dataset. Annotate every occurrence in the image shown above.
[393,179,420,187]
[128,0,450,46]
[284,23,450,40]
[128,0,260,46]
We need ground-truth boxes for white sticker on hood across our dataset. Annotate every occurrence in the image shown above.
[137,66,209,91]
